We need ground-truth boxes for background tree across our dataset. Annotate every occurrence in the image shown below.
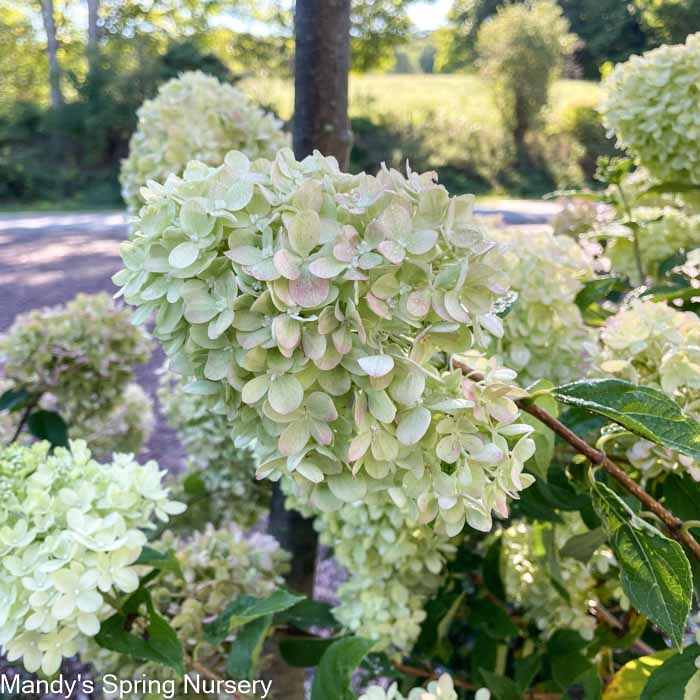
[477,0,575,160]
[632,0,700,45]
[38,0,63,108]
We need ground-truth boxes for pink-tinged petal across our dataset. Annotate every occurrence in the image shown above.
[444,290,470,323]
[248,257,281,281]
[289,270,330,308]
[348,431,372,462]
[274,249,303,280]
[272,315,301,352]
[309,256,346,279]
[378,240,405,264]
[344,269,368,281]
[358,354,395,377]
[406,289,431,318]
[333,240,356,262]
[310,420,333,445]
[366,292,392,319]
[226,246,263,266]
[358,252,383,270]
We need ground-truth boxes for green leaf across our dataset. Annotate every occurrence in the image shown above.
[27,410,68,447]
[94,587,183,674]
[603,651,675,700]
[469,599,519,640]
[135,546,183,579]
[226,615,273,678]
[663,475,700,527]
[592,482,692,647]
[575,276,628,313]
[205,589,305,644]
[0,388,31,412]
[546,629,593,690]
[560,527,607,563]
[275,599,340,631]
[552,379,700,461]
[278,635,348,668]
[514,654,542,693]
[310,637,375,700]
[479,670,521,700]
[641,645,700,700]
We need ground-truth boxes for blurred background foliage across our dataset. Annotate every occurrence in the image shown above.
[1,0,699,207]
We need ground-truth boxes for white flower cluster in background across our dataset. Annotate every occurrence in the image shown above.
[314,493,457,653]
[501,515,617,640]
[120,71,289,211]
[604,206,700,280]
[596,299,700,480]
[489,227,596,386]
[158,370,270,528]
[115,148,537,535]
[0,293,153,453]
[0,380,154,460]
[600,33,700,184]
[359,673,460,700]
[89,523,289,694]
[0,440,184,675]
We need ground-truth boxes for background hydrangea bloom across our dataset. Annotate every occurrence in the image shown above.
[0,292,152,427]
[89,522,289,696]
[314,493,457,653]
[120,71,290,211]
[600,33,700,184]
[115,148,536,535]
[359,673,459,700]
[0,440,184,675]
[489,227,596,385]
[501,515,617,640]
[595,299,700,480]
[158,370,270,528]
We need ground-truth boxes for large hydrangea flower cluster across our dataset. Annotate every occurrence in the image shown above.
[600,33,700,184]
[595,299,700,480]
[489,228,595,386]
[501,515,617,640]
[115,148,537,535]
[314,493,457,653]
[158,370,270,528]
[89,523,288,696]
[604,206,700,280]
[0,293,152,426]
[120,71,289,211]
[0,440,184,675]
[359,674,461,700]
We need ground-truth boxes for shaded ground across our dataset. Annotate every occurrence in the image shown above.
[0,202,559,472]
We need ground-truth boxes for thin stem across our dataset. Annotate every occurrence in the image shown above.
[9,398,38,444]
[617,184,645,285]
[454,360,700,562]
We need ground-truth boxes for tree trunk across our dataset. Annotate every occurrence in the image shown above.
[292,0,353,168]
[39,0,63,109]
[87,0,99,73]
[263,2,352,698]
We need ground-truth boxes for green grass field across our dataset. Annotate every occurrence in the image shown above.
[241,73,601,130]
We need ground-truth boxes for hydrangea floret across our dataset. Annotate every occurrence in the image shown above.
[489,227,596,385]
[0,441,185,675]
[158,370,270,528]
[595,299,700,480]
[600,33,700,184]
[89,523,289,695]
[501,515,618,640]
[313,492,457,653]
[0,292,152,424]
[359,673,461,700]
[114,148,536,535]
[120,71,290,211]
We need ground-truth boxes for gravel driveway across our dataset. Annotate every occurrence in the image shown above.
[0,202,558,471]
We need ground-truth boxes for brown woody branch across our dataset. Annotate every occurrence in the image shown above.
[453,359,700,562]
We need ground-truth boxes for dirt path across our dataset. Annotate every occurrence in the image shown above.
[0,202,559,471]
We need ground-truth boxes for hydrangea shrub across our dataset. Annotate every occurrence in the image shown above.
[158,370,270,528]
[120,71,290,211]
[595,299,700,480]
[600,33,700,184]
[115,148,536,535]
[89,523,288,696]
[0,293,152,424]
[359,674,460,700]
[489,227,596,385]
[0,441,184,675]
